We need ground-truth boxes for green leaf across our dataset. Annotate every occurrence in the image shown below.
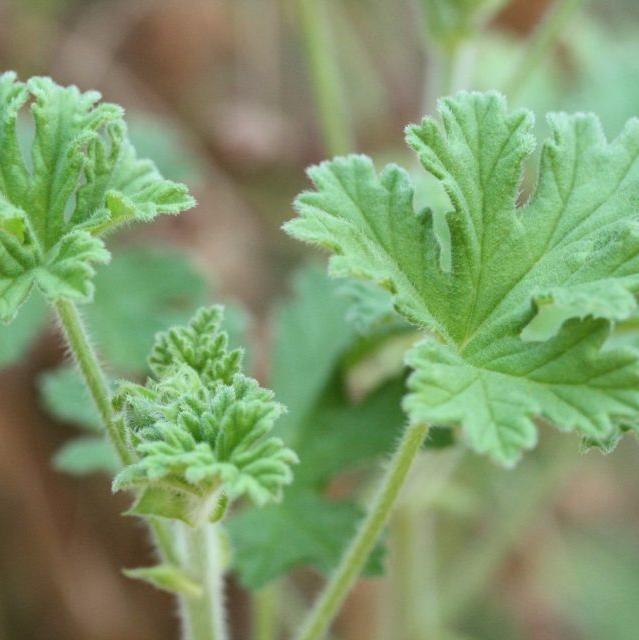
[0,295,47,368]
[0,72,194,322]
[285,91,639,465]
[86,246,208,373]
[53,436,119,475]
[228,488,384,590]
[228,267,403,588]
[294,377,406,486]
[340,278,404,335]
[114,306,297,525]
[271,265,356,443]
[123,564,202,598]
[39,365,102,431]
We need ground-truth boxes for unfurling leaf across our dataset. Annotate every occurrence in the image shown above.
[114,306,297,526]
[0,72,194,323]
[123,564,203,598]
[286,91,639,465]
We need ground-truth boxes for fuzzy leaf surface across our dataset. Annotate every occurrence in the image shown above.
[114,306,297,525]
[0,73,194,322]
[286,91,639,464]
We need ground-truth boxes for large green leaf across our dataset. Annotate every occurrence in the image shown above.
[286,91,639,465]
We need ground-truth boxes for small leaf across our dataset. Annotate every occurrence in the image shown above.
[35,231,110,303]
[53,436,119,475]
[123,564,202,598]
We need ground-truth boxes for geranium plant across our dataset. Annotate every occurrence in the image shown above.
[3,10,639,633]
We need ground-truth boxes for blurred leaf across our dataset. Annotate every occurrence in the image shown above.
[228,488,384,590]
[295,376,405,485]
[86,245,208,373]
[53,436,119,475]
[40,366,101,432]
[0,295,47,368]
[420,0,507,49]
[541,530,639,640]
[271,265,356,443]
[128,115,204,186]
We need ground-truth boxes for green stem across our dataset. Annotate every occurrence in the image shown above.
[253,583,278,640]
[54,299,131,465]
[297,0,353,156]
[504,0,586,100]
[174,522,228,640]
[55,298,226,640]
[294,422,429,640]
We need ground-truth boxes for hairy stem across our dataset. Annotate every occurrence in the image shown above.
[54,299,131,465]
[174,522,228,640]
[55,299,226,640]
[297,0,353,155]
[505,0,586,100]
[294,422,429,640]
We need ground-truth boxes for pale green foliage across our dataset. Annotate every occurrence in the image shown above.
[53,436,119,476]
[229,489,384,589]
[84,246,208,373]
[286,91,639,465]
[420,0,507,49]
[0,73,194,323]
[114,306,297,526]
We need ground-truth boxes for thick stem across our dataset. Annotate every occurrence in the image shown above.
[54,299,131,465]
[297,0,353,156]
[174,522,228,640]
[294,422,429,640]
[504,0,586,100]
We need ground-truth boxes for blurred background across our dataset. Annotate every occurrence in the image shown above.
[2,0,639,639]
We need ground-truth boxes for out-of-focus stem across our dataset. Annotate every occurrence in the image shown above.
[505,0,586,100]
[440,439,578,623]
[253,583,278,640]
[296,0,354,155]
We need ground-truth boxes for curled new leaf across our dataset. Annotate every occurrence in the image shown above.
[286,91,639,465]
[0,72,195,322]
[113,306,297,526]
